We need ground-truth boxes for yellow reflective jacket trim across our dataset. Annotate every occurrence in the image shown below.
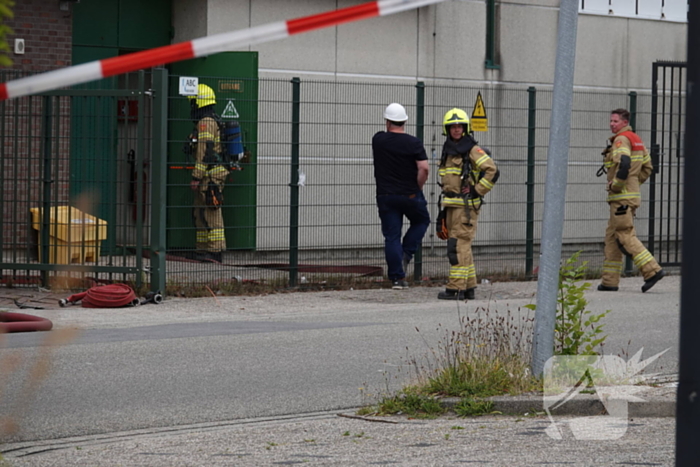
[607,192,640,202]
[195,163,207,172]
[479,178,494,190]
[207,166,229,176]
[438,167,462,177]
[467,198,482,208]
[604,161,615,168]
[474,154,491,168]
[612,178,625,189]
[443,197,465,206]
[443,197,482,208]
[198,131,218,141]
[612,147,631,157]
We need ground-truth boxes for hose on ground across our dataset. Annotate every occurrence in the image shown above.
[0,312,53,333]
[61,284,137,308]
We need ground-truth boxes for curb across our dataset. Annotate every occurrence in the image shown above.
[439,393,676,418]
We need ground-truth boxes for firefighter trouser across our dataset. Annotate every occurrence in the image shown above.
[193,179,226,253]
[445,206,478,291]
[602,202,661,287]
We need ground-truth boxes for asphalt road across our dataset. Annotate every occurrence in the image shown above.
[0,275,680,448]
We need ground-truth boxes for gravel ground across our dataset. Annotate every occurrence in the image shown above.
[3,412,675,467]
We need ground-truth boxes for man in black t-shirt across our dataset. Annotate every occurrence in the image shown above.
[371,103,431,289]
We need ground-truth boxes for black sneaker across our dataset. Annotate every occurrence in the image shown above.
[392,279,409,290]
[597,284,619,292]
[642,269,665,293]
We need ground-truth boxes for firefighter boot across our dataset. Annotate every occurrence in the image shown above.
[642,269,665,293]
[207,252,223,263]
[465,287,476,300]
[438,288,474,300]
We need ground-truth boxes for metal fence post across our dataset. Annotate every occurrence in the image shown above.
[414,81,425,281]
[625,90,638,276]
[526,86,536,278]
[134,70,146,289]
[649,65,660,257]
[40,96,53,285]
[289,77,301,287]
[150,68,168,294]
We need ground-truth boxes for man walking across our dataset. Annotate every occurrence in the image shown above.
[598,108,665,292]
[372,103,431,289]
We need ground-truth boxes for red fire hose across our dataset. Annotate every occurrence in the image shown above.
[0,312,53,333]
[60,284,139,308]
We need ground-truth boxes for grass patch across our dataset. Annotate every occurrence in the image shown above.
[362,305,541,417]
[369,390,446,418]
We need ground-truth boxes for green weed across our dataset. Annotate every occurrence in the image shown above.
[526,251,609,356]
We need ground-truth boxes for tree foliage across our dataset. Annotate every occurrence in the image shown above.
[0,0,14,67]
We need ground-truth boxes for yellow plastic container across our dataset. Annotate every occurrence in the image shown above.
[30,206,108,264]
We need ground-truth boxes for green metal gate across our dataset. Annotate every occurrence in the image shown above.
[0,69,167,291]
[649,61,686,267]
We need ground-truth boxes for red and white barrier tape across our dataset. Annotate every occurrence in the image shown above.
[0,0,447,101]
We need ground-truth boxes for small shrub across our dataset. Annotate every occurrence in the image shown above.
[554,251,609,355]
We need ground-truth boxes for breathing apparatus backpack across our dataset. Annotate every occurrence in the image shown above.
[218,119,244,170]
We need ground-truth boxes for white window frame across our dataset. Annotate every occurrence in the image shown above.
[579,0,687,23]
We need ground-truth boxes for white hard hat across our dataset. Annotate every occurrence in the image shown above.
[383,103,408,122]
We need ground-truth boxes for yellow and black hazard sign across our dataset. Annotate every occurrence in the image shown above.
[471,92,488,132]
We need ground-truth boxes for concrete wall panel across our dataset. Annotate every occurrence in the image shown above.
[336,10,419,76]
[575,16,630,88]
[253,1,337,72]
[498,4,560,84]
[431,1,486,81]
[626,19,687,89]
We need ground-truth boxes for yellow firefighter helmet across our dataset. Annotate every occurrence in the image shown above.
[188,83,216,108]
[442,108,470,136]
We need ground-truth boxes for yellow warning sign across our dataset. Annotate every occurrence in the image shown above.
[471,92,488,132]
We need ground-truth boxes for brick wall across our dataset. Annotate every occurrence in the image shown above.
[2,1,73,260]
[5,0,73,72]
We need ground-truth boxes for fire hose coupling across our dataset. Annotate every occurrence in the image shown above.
[141,291,163,305]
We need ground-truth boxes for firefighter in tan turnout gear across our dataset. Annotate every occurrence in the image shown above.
[436,108,499,300]
[598,108,665,292]
[187,84,230,263]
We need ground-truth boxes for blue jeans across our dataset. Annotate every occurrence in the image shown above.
[376,192,431,280]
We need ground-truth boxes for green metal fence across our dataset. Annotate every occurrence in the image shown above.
[0,69,159,292]
[1,71,679,293]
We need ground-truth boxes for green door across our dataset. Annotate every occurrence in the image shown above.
[168,53,259,251]
[71,0,172,255]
